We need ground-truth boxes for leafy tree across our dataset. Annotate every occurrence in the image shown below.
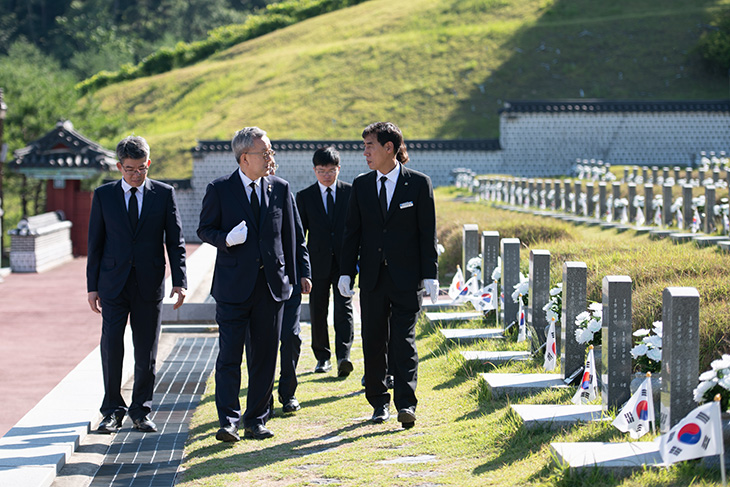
[698,9,730,73]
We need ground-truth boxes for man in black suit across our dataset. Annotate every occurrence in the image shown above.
[197,126,311,442]
[339,122,439,429]
[296,147,354,377]
[87,135,187,434]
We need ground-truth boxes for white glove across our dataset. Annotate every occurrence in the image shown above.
[423,279,439,304]
[338,275,355,297]
[225,220,248,247]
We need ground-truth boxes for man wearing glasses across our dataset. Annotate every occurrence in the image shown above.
[198,126,310,442]
[296,146,354,378]
[87,135,187,434]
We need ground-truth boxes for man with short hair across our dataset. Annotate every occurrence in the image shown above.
[339,122,439,429]
[198,126,311,442]
[296,146,354,377]
[87,135,187,434]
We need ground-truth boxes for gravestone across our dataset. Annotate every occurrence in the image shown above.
[633,166,639,179]
[528,180,535,207]
[642,167,649,183]
[673,167,681,181]
[651,166,659,183]
[660,287,700,433]
[601,276,633,410]
[481,231,500,286]
[462,224,480,280]
[662,167,670,181]
[528,249,551,350]
[564,179,572,211]
[705,185,716,234]
[643,184,654,224]
[662,183,673,227]
[686,167,693,181]
[501,238,521,332]
[573,181,582,214]
[536,180,544,208]
[627,183,637,223]
[598,182,607,220]
[699,168,706,183]
[623,167,629,182]
[682,185,693,229]
[612,182,621,221]
[586,183,595,218]
[713,168,721,183]
[562,262,587,380]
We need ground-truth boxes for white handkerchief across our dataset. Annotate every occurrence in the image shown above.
[399,201,414,209]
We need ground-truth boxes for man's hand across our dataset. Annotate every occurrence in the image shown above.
[171,286,186,310]
[225,220,248,247]
[88,291,101,314]
[423,279,440,304]
[301,277,312,294]
[338,275,355,297]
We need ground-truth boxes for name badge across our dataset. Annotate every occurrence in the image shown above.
[399,201,414,209]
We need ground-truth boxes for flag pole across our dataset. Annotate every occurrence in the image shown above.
[715,394,726,486]
[647,372,655,435]
[494,279,500,329]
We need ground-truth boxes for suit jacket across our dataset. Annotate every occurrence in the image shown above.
[295,179,351,280]
[197,170,303,304]
[341,165,438,292]
[86,178,187,301]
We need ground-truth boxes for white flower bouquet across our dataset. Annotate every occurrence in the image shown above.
[574,302,602,346]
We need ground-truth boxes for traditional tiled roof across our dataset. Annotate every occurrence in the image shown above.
[11,120,117,171]
[499,99,730,114]
[192,138,500,153]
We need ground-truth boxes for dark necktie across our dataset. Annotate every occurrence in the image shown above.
[128,187,139,232]
[250,182,260,223]
[326,187,335,224]
[379,175,388,219]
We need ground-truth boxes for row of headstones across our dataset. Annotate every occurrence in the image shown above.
[462,225,698,432]
[479,169,729,234]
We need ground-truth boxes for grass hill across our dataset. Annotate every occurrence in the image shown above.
[88,0,730,178]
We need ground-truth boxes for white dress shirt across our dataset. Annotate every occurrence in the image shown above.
[376,163,400,211]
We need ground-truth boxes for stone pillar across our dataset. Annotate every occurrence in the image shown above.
[699,168,706,183]
[586,182,595,217]
[673,166,681,181]
[644,184,654,225]
[623,167,629,182]
[662,167,670,181]
[682,185,693,229]
[627,183,637,223]
[462,224,480,280]
[601,276,633,411]
[528,249,551,350]
[563,179,572,211]
[651,166,659,183]
[598,182,607,220]
[528,179,534,207]
[713,168,721,183]
[501,238,521,332]
[573,180,582,214]
[662,183,673,227]
[481,231,500,285]
[561,261,587,380]
[642,167,649,183]
[660,287,700,432]
[705,184,716,234]
[685,167,693,181]
[612,182,621,221]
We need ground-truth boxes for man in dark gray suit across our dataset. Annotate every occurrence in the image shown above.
[339,122,439,429]
[296,146,354,378]
[87,135,187,434]
[197,126,311,442]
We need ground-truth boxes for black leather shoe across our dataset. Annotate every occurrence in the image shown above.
[337,359,353,378]
[282,397,301,413]
[397,407,416,429]
[216,424,240,442]
[97,413,123,434]
[244,424,274,440]
[314,360,332,373]
[386,375,394,389]
[132,416,157,433]
[371,404,390,424]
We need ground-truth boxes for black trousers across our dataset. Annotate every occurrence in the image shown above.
[100,268,162,421]
[310,263,354,363]
[359,263,421,411]
[215,269,283,429]
[278,289,302,402]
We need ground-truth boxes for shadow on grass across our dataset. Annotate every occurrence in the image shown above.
[180,419,400,482]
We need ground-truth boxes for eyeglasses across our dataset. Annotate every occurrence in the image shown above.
[122,166,148,174]
[315,168,339,176]
[246,150,276,160]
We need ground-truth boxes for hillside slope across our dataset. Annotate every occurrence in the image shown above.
[89,0,730,177]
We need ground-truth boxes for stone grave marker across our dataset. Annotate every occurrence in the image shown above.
[601,275,632,410]
[660,287,700,432]
[643,184,653,225]
[528,249,551,350]
[501,238,520,332]
[598,182,607,220]
[562,262,587,380]
[481,231,499,287]
[586,182,595,217]
[682,185,693,229]
[612,182,621,221]
[462,224,480,279]
[662,183,673,227]
[627,183,636,223]
[705,184,716,234]
[574,180,582,214]
[563,179,572,211]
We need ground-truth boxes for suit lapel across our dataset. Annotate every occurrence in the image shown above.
[135,179,155,235]
[333,180,346,224]
[229,170,258,230]
[260,176,272,228]
[314,184,328,222]
[115,180,134,234]
[385,166,409,223]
